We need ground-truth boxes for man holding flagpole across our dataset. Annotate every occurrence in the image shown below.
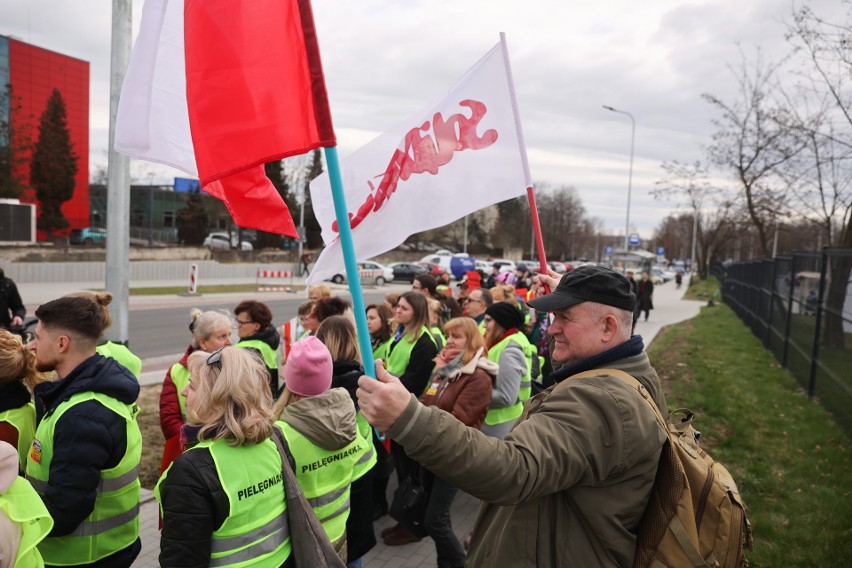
[357,266,668,566]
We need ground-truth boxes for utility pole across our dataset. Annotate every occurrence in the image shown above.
[105,0,132,344]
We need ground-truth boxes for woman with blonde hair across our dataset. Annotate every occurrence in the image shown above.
[0,329,47,471]
[273,336,370,563]
[308,283,333,302]
[65,291,142,379]
[156,346,292,567]
[411,317,496,561]
[159,308,232,472]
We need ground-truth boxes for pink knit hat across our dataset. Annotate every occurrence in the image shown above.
[284,336,332,397]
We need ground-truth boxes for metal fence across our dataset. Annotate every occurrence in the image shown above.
[713,248,852,436]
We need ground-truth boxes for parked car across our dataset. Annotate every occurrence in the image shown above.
[329,261,394,286]
[203,232,253,251]
[415,261,443,277]
[388,262,430,283]
[69,227,107,245]
[420,253,476,280]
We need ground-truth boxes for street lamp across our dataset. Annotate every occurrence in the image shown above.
[602,105,635,251]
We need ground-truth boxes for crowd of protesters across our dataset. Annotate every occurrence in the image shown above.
[0,258,669,568]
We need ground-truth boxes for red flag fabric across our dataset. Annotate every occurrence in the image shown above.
[116,0,335,237]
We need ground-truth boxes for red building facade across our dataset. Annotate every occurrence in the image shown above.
[2,35,89,238]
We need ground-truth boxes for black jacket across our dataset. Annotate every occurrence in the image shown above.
[240,325,282,394]
[33,354,141,567]
[158,436,293,568]
[388,331,439,397]
[331,359,377,562]
[0,274,25,329]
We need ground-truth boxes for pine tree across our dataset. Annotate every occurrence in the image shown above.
[176,188,209,245]
[0,84,32,199]
[30,88,78,236]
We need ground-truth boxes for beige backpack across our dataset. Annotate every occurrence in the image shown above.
[567,369,753,568]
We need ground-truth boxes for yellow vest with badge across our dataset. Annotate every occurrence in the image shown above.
[484,331,534,426]
[25,392,141,566]
[0,476,54,568]
[277,420,370,546]
[0,402,36,471]
[155,437,291,567]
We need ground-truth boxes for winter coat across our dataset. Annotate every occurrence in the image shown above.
[330,360,377,562]
[159,344,194,441]
[385,339,667,567]
[419,347,496,430]
[31,354,142,567]
[0,275,24,330]
[637,278,655,311]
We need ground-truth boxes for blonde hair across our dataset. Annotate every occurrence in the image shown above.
[428,299,443,330]
[189,308,233,348]
[65,291,113,331]
[0,329,49,388]
[316,315,361,363]
[272,387,301,417]
[443,317,485,366]
[499,285,520,309]
[185,347,274,446]
[490,287,505,302]
[308,284,332,300]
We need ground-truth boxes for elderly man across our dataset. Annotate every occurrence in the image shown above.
[357,265,667,567]
[462,287,492,329]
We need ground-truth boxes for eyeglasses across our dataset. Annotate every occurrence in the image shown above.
[207,346,226,370]
[235,319,254,327]
[467,298,483,304]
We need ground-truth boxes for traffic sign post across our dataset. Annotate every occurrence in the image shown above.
[628,233,641,247]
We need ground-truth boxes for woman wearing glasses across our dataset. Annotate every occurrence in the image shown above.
[159,309,232,474]
[157,346,292,568]
[234,300,281,397]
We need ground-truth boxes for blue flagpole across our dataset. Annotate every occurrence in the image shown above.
[322,146,377,382]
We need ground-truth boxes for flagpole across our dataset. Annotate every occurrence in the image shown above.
[323,146,377,381]
[499,33,549,276]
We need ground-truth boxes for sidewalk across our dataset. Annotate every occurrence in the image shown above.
[130,280,705,567]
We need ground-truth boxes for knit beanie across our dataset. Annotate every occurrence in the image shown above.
[485,302,524,331]
[284,336,332,397]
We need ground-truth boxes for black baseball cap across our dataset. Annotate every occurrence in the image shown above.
[526,265,635,312]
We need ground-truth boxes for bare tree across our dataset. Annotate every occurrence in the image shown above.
[703,50,805,257]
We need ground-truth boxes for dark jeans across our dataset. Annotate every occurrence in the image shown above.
[424,473,465,568]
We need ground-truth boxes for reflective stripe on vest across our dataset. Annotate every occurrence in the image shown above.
[386,326,436,378]
[170,363,191,419]
[0,476,53,568]
[26,391,141,566]
[0,401,35,471]
[484,332,534,426]
[278,420,366,544]
[156,437,290,568]
[353,411,377,481]
[237,339,279,370]
[96,342,142,379]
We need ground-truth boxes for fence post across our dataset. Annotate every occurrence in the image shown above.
[188,263,198,295]
[807,249,829,398]
[765,258,778,348]
[781,255,797,368]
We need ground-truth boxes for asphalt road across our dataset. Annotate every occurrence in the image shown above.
[127,289,395,360]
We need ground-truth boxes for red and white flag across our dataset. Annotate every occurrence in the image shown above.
[307,42,529,284]
[115,0,335,236]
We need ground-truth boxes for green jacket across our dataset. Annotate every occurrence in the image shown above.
[385,351,667,567]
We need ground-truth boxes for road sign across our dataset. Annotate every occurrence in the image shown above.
[628,233,641,246]
[657,246,665,256]
[605,246,614,255]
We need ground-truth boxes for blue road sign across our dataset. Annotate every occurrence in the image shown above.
[657,246,665,256]
[605,246,614,255]
[628,233,641,246]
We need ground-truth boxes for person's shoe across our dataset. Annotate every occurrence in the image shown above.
[380,524,401,538]
[383,526,422,546]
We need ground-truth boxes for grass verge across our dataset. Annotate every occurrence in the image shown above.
[683,274,720,301]
[648,303,851,567]
[130,284,305,295]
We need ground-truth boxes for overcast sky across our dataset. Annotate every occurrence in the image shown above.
[3,0,844,239]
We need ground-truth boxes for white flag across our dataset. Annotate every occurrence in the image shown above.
[307,42,529,284]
